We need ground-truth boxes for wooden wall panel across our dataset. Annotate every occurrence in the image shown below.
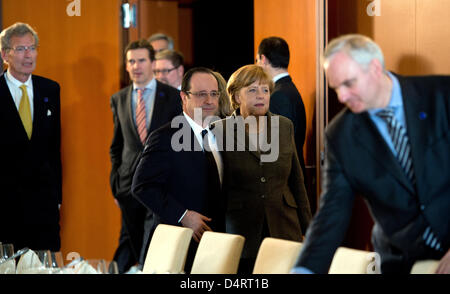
[139,0,179,46]
[2,0,121,261]
[254,0,317,211]
[416,0,450,75]
[371,0,450,75]
[372,1,416,74]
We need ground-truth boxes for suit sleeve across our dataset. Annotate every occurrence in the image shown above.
[294,133,355,274]
[287,121,312,234]
[131,129,186,225]
[109,95,123,197]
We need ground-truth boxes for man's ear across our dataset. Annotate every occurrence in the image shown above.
[260,54,269,66]
[178,65,184,76]
[180,91,187,102]
[369,58,383,78]
[1,50,9,64]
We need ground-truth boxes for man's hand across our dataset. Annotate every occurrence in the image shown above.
[435,249,450,274]
[180,210,212,242]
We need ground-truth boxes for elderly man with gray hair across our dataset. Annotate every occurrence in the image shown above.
[0,22,62,251]
[148,32,174,53]
[291,34,450,274]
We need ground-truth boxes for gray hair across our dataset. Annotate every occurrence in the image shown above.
[148,33,174,50]
[323,34,385,69]
[0,22,39,52]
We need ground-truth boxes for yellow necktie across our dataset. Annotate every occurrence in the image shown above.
[19,84,32,139]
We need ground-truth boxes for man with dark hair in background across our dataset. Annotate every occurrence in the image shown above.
[257,36,308,180]
[109,39,181,273]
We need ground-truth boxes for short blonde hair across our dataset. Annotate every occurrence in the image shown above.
[227,65,274,110]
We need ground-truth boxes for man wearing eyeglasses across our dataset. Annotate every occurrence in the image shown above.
[0,22,62,251]
[109,39,181,273]
[153,49,184,90]
[132,67,225,272]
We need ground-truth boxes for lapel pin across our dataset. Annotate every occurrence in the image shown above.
[419,112,427,120]
[47,109,52,116]
[44,97,49,102]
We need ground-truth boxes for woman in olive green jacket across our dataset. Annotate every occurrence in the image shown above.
[212,65,312,273]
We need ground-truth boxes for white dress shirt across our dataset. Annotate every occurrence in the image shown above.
[5,70,34,120]
[177,112,223,222]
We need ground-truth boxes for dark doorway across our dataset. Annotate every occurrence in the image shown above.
[191,0,254,80]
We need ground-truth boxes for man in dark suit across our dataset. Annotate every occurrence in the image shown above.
[131,67,225,272]
[256,36,307,176]
[0,22,62,251]
[292,34,450,274]
[109,39,181,273]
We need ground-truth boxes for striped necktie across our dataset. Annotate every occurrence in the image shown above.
[376,108,415,183]
[377,108,442,252]
[19,84,32,140]
[136,88,147,144]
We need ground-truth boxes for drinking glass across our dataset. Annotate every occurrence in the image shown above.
[0,243,15,274]
[86,259,119,274]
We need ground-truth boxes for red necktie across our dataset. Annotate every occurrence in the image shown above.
[136,88,147,144]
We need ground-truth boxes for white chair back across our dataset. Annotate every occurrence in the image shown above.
[190,231,245,274]
[252,237,303,274]
[142,224,193,274]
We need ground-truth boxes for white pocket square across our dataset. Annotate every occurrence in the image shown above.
[47,110,52,116]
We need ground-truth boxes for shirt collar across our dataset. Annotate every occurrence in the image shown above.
[368,71,403,115]
[6,69,32,88]
[133,78,156,92]
[183,111,206,135]
[386,72,402,110]
[273,72,289,83]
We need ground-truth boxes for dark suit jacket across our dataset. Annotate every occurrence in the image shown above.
[213,111,312,259]
[0,73,62,251]
[109,81,181,200]
[295,74,450,273]
[109,81,181,267]
[269,75,307,174]
[131,115,225,232]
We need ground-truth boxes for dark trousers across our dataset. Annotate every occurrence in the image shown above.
[113,195,158,273]
[237,217,270,274]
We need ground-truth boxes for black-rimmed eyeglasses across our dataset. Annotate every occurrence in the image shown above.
[186,91,221,99]
[153,67,178,75]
